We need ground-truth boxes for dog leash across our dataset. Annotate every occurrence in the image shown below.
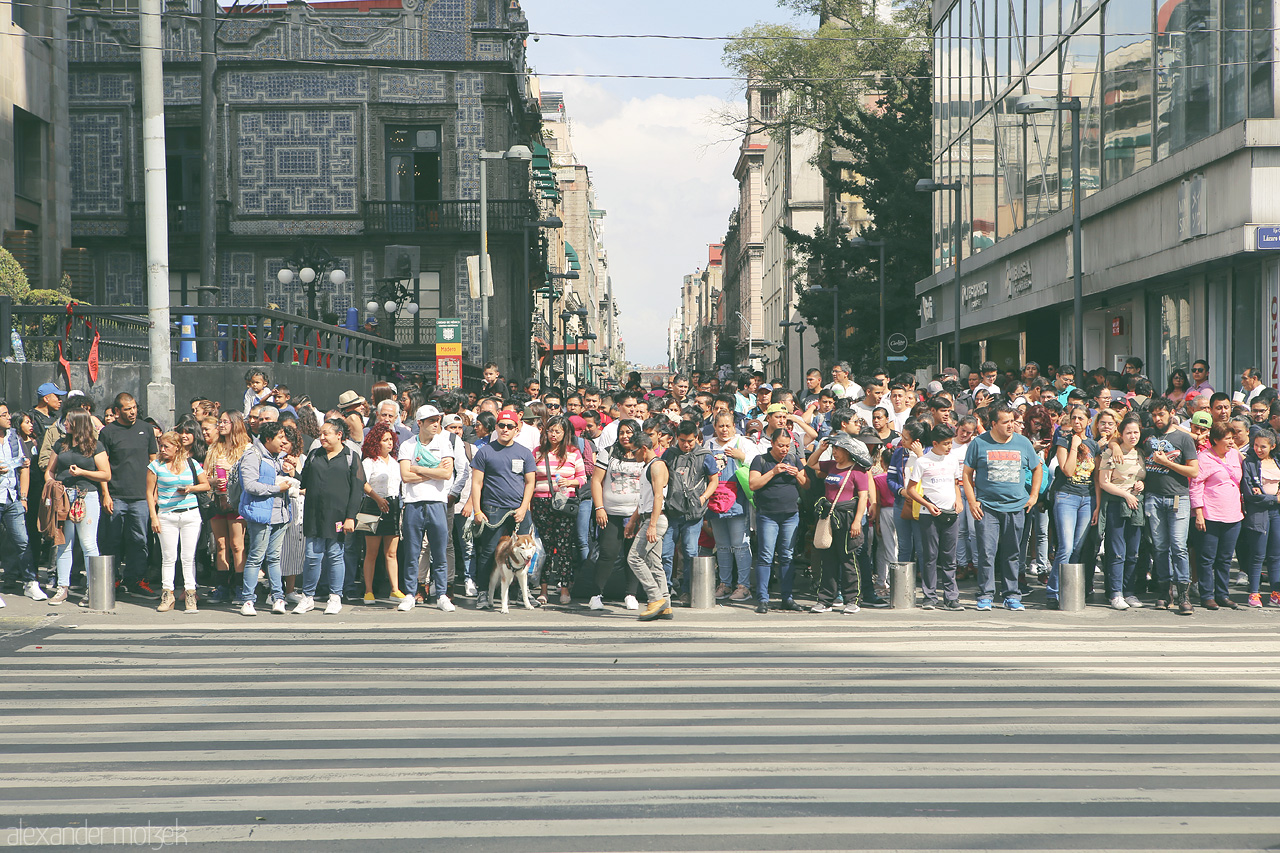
[461,508,519,543]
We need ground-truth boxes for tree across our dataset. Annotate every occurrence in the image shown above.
[789,56,934,376]
[0,247,31,304]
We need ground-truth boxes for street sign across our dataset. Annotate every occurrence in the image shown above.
[888,333,908,354]
[435,318,462,390]
[887,356,909,362]
[1258,226,1280,250]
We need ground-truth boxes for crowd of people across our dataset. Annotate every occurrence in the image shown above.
[1,355,1276,620]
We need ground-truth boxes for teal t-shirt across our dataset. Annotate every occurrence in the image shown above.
[964,431,1041,512]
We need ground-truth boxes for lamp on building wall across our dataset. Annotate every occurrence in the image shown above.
[478,144,534,364]
[915,178,963,369]
[1015,95,1083,369]
[848,235,887,367]
[276,243,347,321]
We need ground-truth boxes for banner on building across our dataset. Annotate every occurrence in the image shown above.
[1268,265,1280,390]
[436,318,463,390]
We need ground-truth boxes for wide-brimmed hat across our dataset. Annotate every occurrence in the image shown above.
[827,431,872,469]
[336,390,366,410]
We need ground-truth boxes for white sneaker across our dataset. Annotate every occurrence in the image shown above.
[24,581,47,601]
[323,594,342,615]
[0,594,6,608]
[623,594,640,611]
[438,594,455,612]
[843,603,861,614]
[588,594,604,611]
[285,591,303,604]
[292,595,314,614]
[464,578,478,597]
[1110,595,1129,610]
[240,600,257,617]
[271,599,287,615]
[396,595,415,612]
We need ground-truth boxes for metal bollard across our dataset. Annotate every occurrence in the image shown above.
[87,555,116,611]
[1060,562,1086,611]
[689,555,716,610]
[890,562,916,609]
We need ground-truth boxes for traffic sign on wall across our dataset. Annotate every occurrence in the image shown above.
[435,318,462,389]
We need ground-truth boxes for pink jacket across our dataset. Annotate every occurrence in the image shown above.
[1190,446,1243,523]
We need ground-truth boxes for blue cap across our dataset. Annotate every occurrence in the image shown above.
[36,383,66,397]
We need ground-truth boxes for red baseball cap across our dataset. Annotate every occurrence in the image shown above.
[496,409,521,425]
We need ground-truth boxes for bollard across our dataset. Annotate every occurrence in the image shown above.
[689,555,716,610]
[87,555,116,611]
[1060,562,1086,611]
[890,562,916,609]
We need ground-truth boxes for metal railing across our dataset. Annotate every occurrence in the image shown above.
[12,306,398,376]
[364,200,536,234]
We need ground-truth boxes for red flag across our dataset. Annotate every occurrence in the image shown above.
[86,317,100,384]
[56,339,71,388]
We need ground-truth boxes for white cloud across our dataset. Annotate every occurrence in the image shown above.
[554,79,741,365]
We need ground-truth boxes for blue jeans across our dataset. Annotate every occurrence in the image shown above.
[1246,508,1280,594]
[452,513,475,584]
[302,536,346,598]
[1145,493,1191,585]
[663,514,703,593]
[1021,507,1050,574]
[974,506,1025,601]
[1049,492,1093,600]
[893,511,919,563]
[957,501,976,566]
[0,500,33,583]
[576,496,597,566]
[402,501,450,597]
[239,519,286,604]
[100,496,150,584]
[754,512,799,603]
[55,490,100,588]
[708,513,751,586]
[1103,500,1142,598]
[1197,519,1241,602]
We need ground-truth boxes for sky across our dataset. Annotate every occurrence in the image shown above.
[522,0,805,367]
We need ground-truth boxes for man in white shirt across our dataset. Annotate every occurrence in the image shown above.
[1235,367,1266,405]
[515,405,541,451]
[974,361,1002,398]
[826,361,863,401]
[397,405,466,612]
[852,380,890,426]
[888,383,914,431]
[599,391,639,454]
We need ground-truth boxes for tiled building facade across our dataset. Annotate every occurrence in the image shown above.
[67,0,543,373]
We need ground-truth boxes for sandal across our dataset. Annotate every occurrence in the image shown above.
[536,594,548,605]
[559,589,571,605]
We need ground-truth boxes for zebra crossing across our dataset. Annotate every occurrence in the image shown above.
[2,616,1280,851]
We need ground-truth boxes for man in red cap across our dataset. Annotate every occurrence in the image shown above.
[465,408,536,609]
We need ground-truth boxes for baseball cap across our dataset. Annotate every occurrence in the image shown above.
[765,403,788,416]
[1190,411,1213,428]
[415,404,441,421]
[496,408,521,425]
[757,383,773,393]
[37,383,66,397]
[442,413,462,427]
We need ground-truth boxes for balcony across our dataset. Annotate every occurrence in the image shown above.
[125,201,230,236]
[364,200,536,235]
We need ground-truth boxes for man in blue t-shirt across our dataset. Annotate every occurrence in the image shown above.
[466,408,536,609]
[963,404,1042,611]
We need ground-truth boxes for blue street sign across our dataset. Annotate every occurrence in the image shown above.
[1257,226,1280,250]
[887,356,909,362]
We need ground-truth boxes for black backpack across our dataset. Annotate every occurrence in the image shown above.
[664,446,713,521]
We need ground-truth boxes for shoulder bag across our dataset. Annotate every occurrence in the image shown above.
[189,459,217,522]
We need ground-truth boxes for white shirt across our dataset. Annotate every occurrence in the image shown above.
[399,432,467,503]
[361,456,402,499]
[826,380,864,401]
[890,408,911,432]
[852,401,889,426]
[976,381,1002,398]
[907,449,962,511]
[515,423,541,451]
[1235,384,1265,405]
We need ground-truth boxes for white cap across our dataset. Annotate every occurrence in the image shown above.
[442,413,463,427]
[415,405,442,421]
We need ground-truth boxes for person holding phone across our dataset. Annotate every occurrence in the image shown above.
[906,424,965,610]
[748,428,809,613]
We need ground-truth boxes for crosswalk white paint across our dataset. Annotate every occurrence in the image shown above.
[4,618,1280,851]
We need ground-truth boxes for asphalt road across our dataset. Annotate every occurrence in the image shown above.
[3,599,1280,851]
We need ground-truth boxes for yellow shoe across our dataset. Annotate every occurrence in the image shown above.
[638,598,668,622]
[363,592,376,604]
[390,590,407,600]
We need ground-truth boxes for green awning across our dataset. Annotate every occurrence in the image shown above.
[565,242,582,271]
[532,143,551,171]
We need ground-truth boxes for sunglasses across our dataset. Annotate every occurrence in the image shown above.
[1193,367,1207,372]
[546,403,561,409]
[496,422,518,429]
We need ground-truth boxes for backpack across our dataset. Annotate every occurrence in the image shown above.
[664,446,713,521]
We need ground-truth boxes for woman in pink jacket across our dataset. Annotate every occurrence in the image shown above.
[1190,423,1244,611]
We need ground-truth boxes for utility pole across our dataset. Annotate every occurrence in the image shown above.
[198,0,219,357]
[141,0,174,425]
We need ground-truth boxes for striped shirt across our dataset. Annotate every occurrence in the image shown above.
[149,458,203,513]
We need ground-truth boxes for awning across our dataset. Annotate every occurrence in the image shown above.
[565,242,582,271]
[532,143,552,171]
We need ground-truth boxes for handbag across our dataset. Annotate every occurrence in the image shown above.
[68,493,86,523]
[545,453,580,516]
[707,479,737,513]
[353,494,385,534]
[813,467,855,549]
[189,459,216,522]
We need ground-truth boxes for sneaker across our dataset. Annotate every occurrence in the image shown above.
[396,595,415,612]
[157,589,175,612]
[438,595,456,612]
[48,586,68,605]
[464,578,478,597]
[285,590,303,604]
[240,600,257,617]
[975,597,993,611]
[1110,595,1129,610]
[782,599,803,611]
[23,581,47,602]
[133,580,162,601]
[208,586,231,605]
[588,594,604,611]
[865,595,890,608]
[1248,593,1263,608]
[920,600,936,610]
[363,592,376,605]
[843,602,860,614]
[389,590,406,600]
[1004,598,1025,611]
[476,592,492,610]
[714,583,731,600]
[0,594,4,608]
[623,594,640,611]
[942,598,965,611]
[729,584,750,601]
[810,602,832,613]
[323,594,342,615]
[291,595,314,615]
[1124,596,1144,608]
[1271,591,1280,607]
[271,598,286,615]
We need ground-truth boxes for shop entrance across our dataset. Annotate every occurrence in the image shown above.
[1025,309,1061,371]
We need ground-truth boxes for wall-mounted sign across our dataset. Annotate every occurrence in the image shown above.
[1006,259,1033,297]
[888,333,908,354]
[1111,317,1125,336]
[435,318,462,390]
[1257,226,1280,250]
[962,280,988,311]
[921,295,934,324]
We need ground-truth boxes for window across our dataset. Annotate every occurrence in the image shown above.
[13,108,44,203]
[758,90,778,122]
[12,0,42,35]
[166,127,201,232]
[385,126,442,203]
[1149,285,1193,385]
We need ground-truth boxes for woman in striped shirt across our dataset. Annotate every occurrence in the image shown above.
[147,431,211,613]
[532,415,587,605]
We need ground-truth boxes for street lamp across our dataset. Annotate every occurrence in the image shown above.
[1015,95,1083,369]
[478,144,534,364]
[522,215,563,374]
[735,310,755,371]
[848,235,887,368]
[543,270,578,388]
[779,319,807,382]
[805,286,840,365]
[916,178,963,370]
[276,244,348,322]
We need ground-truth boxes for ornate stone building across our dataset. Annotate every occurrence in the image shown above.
[66,0,543,373]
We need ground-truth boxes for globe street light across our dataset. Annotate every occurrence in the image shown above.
[916,177,963,369]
